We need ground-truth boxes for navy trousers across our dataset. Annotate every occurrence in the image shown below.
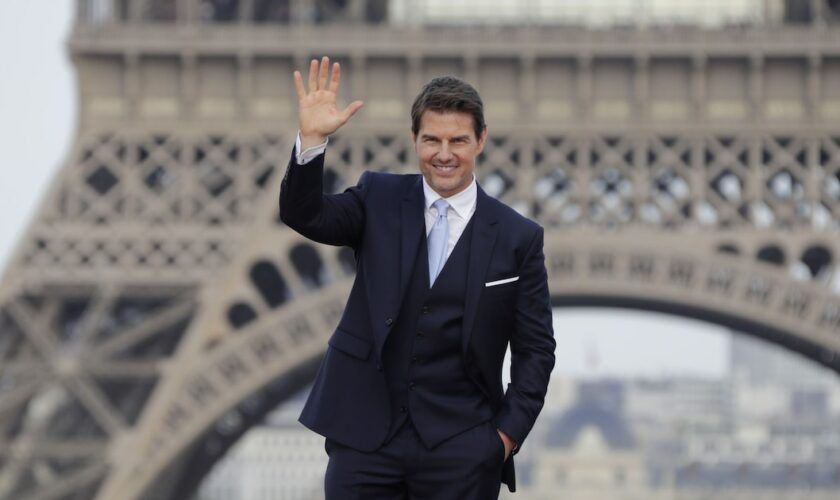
[324,420,505,499]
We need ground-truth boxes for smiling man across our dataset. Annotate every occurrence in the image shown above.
[280,56,555,499]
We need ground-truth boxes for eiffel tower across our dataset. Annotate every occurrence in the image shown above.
[2,1,840,499]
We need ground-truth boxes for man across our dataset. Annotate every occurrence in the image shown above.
[280,56,555,499]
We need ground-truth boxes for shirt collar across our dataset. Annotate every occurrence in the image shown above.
[422,174,477,220]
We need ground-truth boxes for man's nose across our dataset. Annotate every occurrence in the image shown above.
[437,142,453,161]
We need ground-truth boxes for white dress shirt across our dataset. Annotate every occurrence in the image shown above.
[294,132,477,262]
[421,176,476,261]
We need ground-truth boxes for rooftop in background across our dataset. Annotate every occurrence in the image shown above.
[76,0,840,29]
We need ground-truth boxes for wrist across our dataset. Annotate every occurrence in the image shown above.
[299,132,328,151]
[497,429,516,456]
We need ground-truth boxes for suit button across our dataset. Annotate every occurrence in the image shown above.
[416,332,424,338]
[400,406,407,413]
[376,364,382,371]
[409,382,416,390]
[385,318,393,326]
[411,356,418,364]
[421,306,429,314]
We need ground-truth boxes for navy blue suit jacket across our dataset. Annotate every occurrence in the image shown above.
[279,150,555,491]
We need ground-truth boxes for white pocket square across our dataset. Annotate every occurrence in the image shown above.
[485,276,519,287]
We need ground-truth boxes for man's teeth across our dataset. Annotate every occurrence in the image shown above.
[434,165,456,170]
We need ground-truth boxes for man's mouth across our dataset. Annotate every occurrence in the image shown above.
[433,164,457,173]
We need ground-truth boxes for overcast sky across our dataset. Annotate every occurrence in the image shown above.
[0,2,733,378]
[0,1,75,274]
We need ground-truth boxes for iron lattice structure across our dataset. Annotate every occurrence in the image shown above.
[2,1,840,499]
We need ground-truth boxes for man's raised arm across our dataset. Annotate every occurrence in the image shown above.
[280,56,368,248]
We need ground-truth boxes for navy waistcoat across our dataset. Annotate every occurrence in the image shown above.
[382,216,493,448]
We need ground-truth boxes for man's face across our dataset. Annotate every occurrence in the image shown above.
[413,110,487,199]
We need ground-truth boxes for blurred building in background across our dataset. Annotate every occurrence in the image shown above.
[198,392,326,500]
[511,370,840,499]
[2,1,840,499]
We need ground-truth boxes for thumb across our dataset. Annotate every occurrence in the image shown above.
[341,100,364,122]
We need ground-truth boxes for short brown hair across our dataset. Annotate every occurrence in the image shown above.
[410,76,486,140]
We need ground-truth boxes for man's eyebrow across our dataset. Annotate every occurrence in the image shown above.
[420,134,472,141]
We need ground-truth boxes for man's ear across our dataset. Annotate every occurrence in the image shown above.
[476,127,488,154]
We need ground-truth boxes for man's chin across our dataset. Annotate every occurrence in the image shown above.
[432,180,467,198]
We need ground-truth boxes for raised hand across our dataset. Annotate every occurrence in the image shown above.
[294,56,364,150]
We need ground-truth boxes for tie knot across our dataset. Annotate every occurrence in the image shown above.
[433,199,450,218]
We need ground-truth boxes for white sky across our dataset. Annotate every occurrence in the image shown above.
[551,308,729,378]
[0,1,76,275]
[0,2,730,377]
[391,0,763,27]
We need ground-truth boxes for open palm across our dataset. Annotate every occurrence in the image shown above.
[295,57,364,144]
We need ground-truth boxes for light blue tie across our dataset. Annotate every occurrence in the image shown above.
[427,199,450,286]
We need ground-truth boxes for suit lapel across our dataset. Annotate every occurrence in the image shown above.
[400,176,425,297]
[461,185,499,354]
[372,176,424,360]
[372,176,424,356]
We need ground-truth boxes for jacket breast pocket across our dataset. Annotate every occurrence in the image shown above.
[483,277,519,298]
[328,328,372,360]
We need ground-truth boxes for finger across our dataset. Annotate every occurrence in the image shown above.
[293,71,305,100]
[341,100,364,122]
[307,59,318,93]
[328,62,341,94]
[318,56,329,91]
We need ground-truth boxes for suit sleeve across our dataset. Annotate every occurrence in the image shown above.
[279,148,370,249]
[495,226,556,449]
